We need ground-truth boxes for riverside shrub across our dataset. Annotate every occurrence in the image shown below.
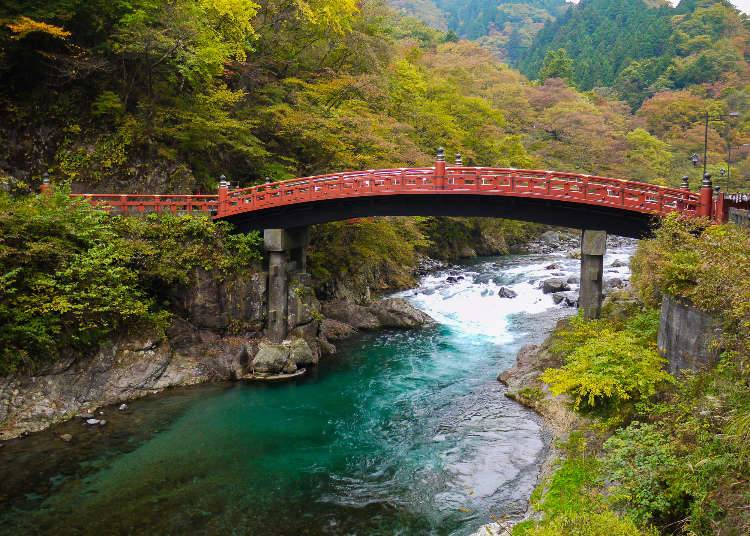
[541,313,672,410]
[0,190,261,374]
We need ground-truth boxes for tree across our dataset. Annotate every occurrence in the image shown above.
[539,48,573,82]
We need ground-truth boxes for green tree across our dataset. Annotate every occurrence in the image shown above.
[539,48,573,82]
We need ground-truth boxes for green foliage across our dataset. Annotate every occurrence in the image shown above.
[520,0,749,113]
[0,191,261,374]
[542,312,672,410]
[632,214,750,359]
[309,217,430,299]
[603,422,684,525]
[538,48,573,82]
[515,432,657,536]
[625,128,672,181]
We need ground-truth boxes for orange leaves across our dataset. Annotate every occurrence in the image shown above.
[6,17,71,40]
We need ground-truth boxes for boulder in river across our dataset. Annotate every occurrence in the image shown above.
[553,291,578,307]
[321,301,380,330]
[610,259,626,268]
[545,263,561,270]
[542,278,570,294]
[371,298,434,328]
[59,434,73,442]
[606,277,624,289]
[251,339,316,376]
[251,342,289,374]
[497,287,517,299]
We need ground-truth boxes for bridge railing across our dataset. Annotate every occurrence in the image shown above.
[71,194,220,215]
[69,161,702,221]
[218,166,699,218]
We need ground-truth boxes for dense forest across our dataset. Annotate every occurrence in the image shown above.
[394,0,570,60]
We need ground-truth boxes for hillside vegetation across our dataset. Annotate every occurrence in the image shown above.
[1,1,749,371]
[516,216,750,535]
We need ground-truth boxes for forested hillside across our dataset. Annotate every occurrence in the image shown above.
[520,0,750,106]
[389,0,569,59]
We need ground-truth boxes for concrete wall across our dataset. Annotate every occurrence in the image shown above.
[658,294,722,375]
[728,207,750,227]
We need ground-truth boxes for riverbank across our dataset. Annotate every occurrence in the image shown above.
[0,244,586,535]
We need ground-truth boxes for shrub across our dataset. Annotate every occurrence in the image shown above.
[632,214,750,360]
[0,190,261,374]
[541,314,673,410]
[603,422,684,525]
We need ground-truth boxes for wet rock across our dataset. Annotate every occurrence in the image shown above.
[98,420,107,426]
[562,293,579,307]
[606,277,624,289]
[319,339,337,356]
[545,263,561,270]
[371,298,434,329]
[542,278,570,294]
[321,301,379,330]
[118,404,128,411]
[446,276,458,284]
[497,287,518,299]
[552,292,565,305]
[289,338,316,367]
[320,319,356,341]
[85,419,100,426]
[567,275,579,285]
[59,434,72,442]
[251,342,290,374]
[481,288,491,297]
[610,259,626,268]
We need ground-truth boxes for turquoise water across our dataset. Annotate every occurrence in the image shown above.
[0,250,632,535]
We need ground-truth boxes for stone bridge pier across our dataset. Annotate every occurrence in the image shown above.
[579,229,606,320]
[263,226,607,340]
[264,227,310,343]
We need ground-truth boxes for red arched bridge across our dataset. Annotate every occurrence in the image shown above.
[66,152,739,337]
[71,155,729,238]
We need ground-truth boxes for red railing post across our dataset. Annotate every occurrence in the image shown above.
[715,191,726,223]
[435,148,446,190]
[217,175,229,217]
[697,173,713,219]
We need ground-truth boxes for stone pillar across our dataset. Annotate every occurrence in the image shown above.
[264,227,310,343]
[579,229,606,320]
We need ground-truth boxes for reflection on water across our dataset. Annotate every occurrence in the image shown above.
[0,245,633,535]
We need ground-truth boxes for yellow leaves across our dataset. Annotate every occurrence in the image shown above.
[6,17,71,40]
[293,0,359,35]
[199,0,259,60]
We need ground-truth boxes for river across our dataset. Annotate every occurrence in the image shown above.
[0,240,634,535]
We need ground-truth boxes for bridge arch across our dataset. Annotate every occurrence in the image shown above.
[73,154,727,341]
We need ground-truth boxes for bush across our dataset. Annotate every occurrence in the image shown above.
[0,191,262,374]
[632,214,750,360]
[541,313,672,410]
[603,422,684,525]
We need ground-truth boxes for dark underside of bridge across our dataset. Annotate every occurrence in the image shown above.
[222,194,658,238]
